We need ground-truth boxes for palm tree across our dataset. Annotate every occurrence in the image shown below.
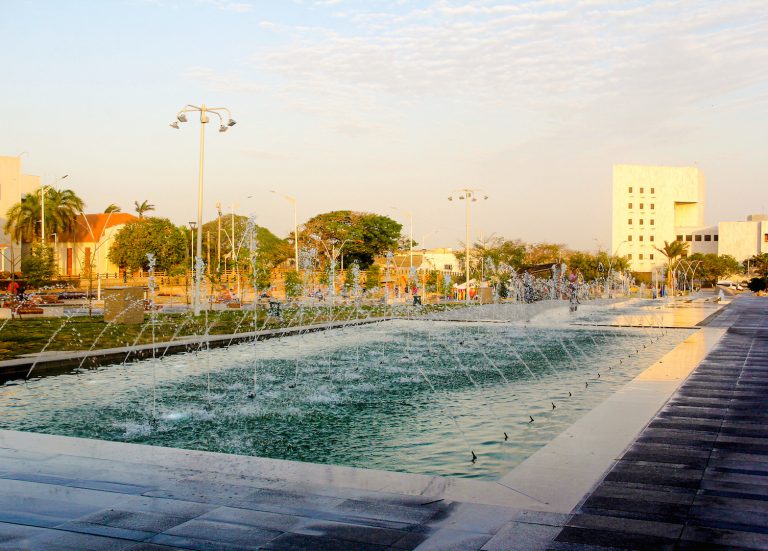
[134,200,155,219]
[104,203,121,213]
[655,240,689,294]
[4,187,85,243]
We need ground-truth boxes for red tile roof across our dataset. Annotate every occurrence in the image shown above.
[58,213,138,243]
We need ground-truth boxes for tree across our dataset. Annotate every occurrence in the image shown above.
[284,270,302,297]
[104,203,121,213]
[108,218,187,272]
[525,242,567,266]
[364,264,381,290]
[655,240,689,291]
[4,187,85,243]
[455,236,527,280]
[134,200,155,219]
[687,253,742,285]
[21,244,56,288]
[300,211,402,269]
[747,277,767,293]
[200,214,290,275]
[566,251,629,282]
[748,253,768,277]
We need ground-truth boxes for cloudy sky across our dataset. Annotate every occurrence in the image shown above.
[2,0,766,251]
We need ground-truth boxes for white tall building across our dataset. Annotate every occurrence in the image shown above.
[612,164,767,274]
[0,155,41,273]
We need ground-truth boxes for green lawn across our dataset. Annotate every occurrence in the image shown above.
[0,303,464,361]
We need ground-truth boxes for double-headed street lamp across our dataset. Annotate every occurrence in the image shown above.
[448,189,488,305]
[170,104,236,315]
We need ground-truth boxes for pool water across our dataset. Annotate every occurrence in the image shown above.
[0,316,692,479]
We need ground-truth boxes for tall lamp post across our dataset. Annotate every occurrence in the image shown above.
[170,104,236,315]
[270,190,299,271]
[41,174,68,245]
[448,189,488,305]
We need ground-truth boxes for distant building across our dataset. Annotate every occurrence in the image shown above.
[612,164,767,275]
[0,155,41,272]
[55,213,138,277]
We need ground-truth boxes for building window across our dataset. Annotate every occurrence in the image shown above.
[650,235,655,242]
[639,254,643,260]
[639,235,644,242]
[650,187,655,194]
[677,235,683,241]
[628,235,632,241]
[628,218,632,225]
[650,254,654,260]
[714,234,719,241]
[705,235,711,241]
[628,186,633,193]
[639,219,644,225]
[628,202,633,209]
[639,203,644,209]
[695,235,702,241]
[444,264,453,271]
[764,233,768,243]
[627,254,632,260]
[686,235,693,241]
[640,187,644,193]
[650,219,654,225]
[650,203,655,210]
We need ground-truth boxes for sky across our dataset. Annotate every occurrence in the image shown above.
[1,0,766,252]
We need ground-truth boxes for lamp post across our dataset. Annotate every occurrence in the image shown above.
[270,191,299,271]
[170,104,236,315]
[448,189,488,305]
[188,221,197,275]
[40,174,68,245]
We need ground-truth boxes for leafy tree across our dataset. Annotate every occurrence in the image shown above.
[687,253,742,285]
[134,200,155,219]
[284,270,302,297]
[748,253,768,277]
[566,251,628,282]
[21,244,56,287]
[364,264,381,290]
[104,203,121,213]
[525,242,567,266]
[300,211,402,269]
[108,218,187,272]
[201,214,290,275]
[455,236,527,280]
[4,187,85,243]
[747,277,767,292]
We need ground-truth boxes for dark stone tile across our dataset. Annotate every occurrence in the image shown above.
[334,499,439,524]
[262,532,388,550]
[679,525,768,550]
[554,526,677,550]
[77,508,189,533]
[566,514,682,539]
[162,518,282,547]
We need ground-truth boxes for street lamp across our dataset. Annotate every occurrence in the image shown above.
[40,174,68,245]
[170,103,236,315]
[188,221,197,275]
[270,190,299,271]
[390,207,414,271]
[448,189,488,305]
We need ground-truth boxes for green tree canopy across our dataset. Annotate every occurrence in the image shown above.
[201,214,291,273]
[4,187,85,243]
[107,218,187,272]
[455,236,528,280]
[566,251,629,281]
[686,253,742,285]
[300,211,402,269]
[748,253,768,277]
[21,244,56,287]
[525,242,567,266]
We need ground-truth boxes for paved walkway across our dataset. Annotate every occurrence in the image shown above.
[550,296,768,550]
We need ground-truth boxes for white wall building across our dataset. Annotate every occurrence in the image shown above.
[0,155,41,273]
[612,164,767,274]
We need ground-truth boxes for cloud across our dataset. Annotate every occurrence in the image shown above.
[184,66,263,93]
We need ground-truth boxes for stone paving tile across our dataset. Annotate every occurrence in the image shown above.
[548,297,768,550]
[481,521,562,551]
[260,532,389,550]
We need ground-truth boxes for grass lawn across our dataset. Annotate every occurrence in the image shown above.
[0,302,465,361]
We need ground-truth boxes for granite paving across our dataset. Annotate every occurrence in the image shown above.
[550,296,768,550]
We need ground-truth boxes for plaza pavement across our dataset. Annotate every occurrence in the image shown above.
[0,295,764,550]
